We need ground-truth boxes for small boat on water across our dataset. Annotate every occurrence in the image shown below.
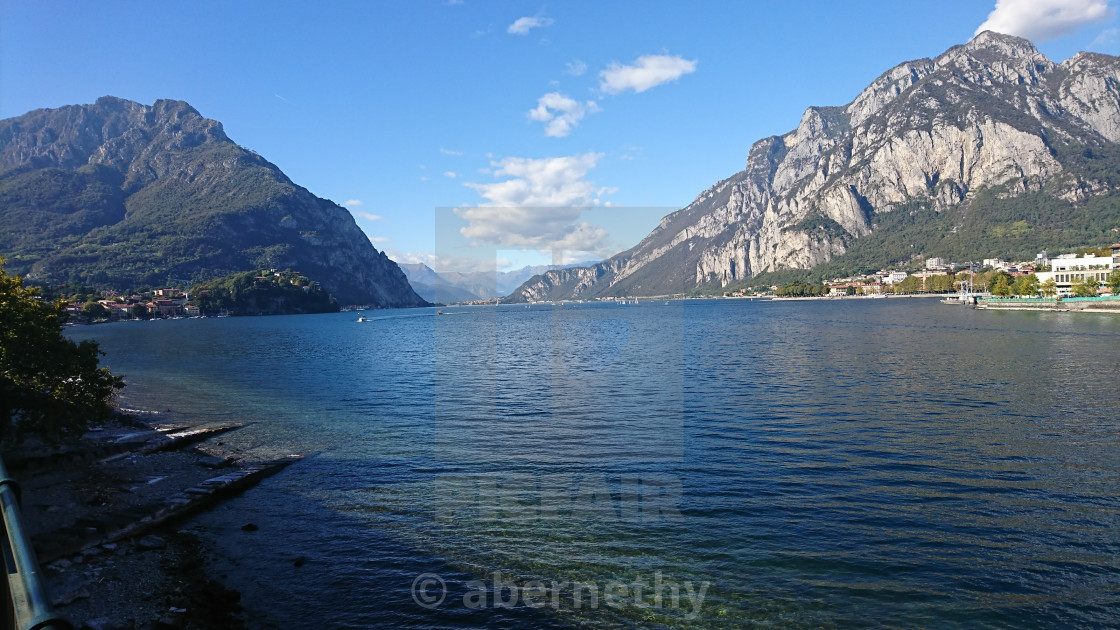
[437,310,444,315]
[356,315,369,322]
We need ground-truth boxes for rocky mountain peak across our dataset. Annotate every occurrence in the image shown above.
[847,58,936,127]
[961,30,1044,59]
[504,34,1120,303]
[936,31,1054,86]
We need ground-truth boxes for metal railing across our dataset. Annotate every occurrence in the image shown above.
[0,457,73,630]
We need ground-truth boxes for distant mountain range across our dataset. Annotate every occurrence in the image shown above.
[0,96,427,307]
[399,261,599,303]
[506,32,1120,302]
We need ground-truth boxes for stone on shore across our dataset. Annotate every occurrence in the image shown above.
[137,535,167,550]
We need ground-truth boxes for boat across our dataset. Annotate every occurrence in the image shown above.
[356,315,369,322]
[437,310,444,315]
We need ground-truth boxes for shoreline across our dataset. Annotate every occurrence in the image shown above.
[11,410,287,629]
[769,293,948,301]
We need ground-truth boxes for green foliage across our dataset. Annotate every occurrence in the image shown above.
[990,273,1013,297]
[775,281,827,297]
[1014,274,1040,297]
[1072,276,1101,297]
[1108,270,1120,293]
[0,260,124,444]
[0,133,360,300]
[895,275,923,294]
[925,274,956,293]
[191,269,339,315]
[789,213,849,240]
[81,301,110,323]
[1040,277,1058,297]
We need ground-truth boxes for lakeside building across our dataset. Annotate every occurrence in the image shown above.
[1034,244,1120,295]
[881,271,908,284]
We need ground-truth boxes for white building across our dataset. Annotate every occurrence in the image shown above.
[1034,244,1120,295]
[926,257,946,269]
[881,271,908,285]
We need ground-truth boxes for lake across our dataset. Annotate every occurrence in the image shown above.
[69,298,1120,628]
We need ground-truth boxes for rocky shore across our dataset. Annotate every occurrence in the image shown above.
[8,412,295,629]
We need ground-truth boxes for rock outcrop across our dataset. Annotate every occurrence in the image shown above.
[506,32,1120,301]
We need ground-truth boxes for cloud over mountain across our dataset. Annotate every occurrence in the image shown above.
[976,0,1113,41]
[458,153,613,253]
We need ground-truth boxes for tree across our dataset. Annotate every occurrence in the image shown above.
[1014,274,1040,297]
[1072,276,1100,297]
[896,275,923,294]
[1040,278,1058,298]
[990,274,1012,297]
[0,260,124,443]
[1108,270,1120,294]
[81,300,110,323]
[928,274,955,293]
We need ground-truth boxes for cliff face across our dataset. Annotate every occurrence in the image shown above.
[507,33,1120,301]
[0,96,427,307]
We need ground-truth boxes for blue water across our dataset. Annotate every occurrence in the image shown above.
[69,299,1120,628]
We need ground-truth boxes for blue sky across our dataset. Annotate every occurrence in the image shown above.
[3,0,1118,272]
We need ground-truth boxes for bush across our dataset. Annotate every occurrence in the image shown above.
[0,260,124,443]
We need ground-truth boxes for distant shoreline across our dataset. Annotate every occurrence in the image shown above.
[769,293,947,301]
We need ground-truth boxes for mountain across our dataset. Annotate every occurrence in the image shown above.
[0,96,427,307]
[398,263,484,303]
[506,33,1120,302]
[400,261,602,302]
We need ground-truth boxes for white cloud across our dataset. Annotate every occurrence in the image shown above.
[599,54,697,94]
[440,148,464,156]
[458,153,615,254]
[1090,26,1120,48]
[619,145,644,161]
[565,59,588,76]
[508,16,553,35]
[343,199,363,207]
[527,92,600,137]
[389,250,513,274]
[976,0,1114,41]
[349,210,383,222]
[444,171,458,178]
[369,236,392,244]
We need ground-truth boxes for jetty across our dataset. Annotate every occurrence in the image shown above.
[14,418,301,564]
[975,295,1120,313]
